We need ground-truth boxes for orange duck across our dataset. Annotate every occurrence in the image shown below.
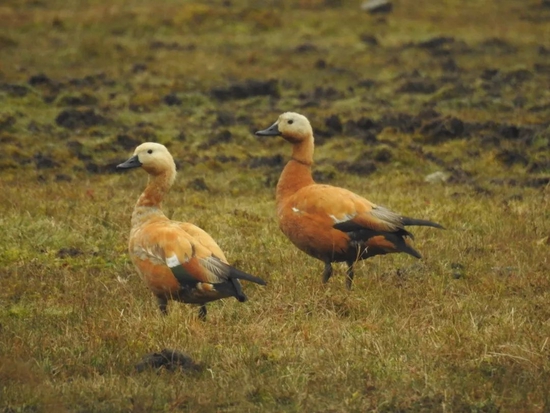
[117,142,266,319]
[255,112,443,289]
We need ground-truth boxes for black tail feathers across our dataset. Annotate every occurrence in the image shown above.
[401,217,444,229]
[228,267,266,303]
[229,266,267,286]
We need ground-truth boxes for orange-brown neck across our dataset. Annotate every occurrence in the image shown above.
[276,139,315,204]
[132,171,174,226]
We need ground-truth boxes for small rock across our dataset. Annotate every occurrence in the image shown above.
[135,349,203,373]
[361,0,393,14]
[424,171,449,184]
[450,263,465,279]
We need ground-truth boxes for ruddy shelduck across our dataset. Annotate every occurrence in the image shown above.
[117,142,266,319]
[255,112,443,289]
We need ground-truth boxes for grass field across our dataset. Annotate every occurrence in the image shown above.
[1,0,550,411]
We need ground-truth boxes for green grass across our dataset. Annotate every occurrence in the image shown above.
[1,0,550,411]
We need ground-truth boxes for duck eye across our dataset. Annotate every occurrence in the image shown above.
[147,149,153,154]
[288,120,294,125]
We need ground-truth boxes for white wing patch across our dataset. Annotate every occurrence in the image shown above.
[292,207,301,213]
[329,212,357,224]
[166,254,180,268]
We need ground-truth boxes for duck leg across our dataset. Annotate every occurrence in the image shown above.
[345,260,355,290]
[157,296,168,315]
[322,262,333,283]
[198,305,207,321]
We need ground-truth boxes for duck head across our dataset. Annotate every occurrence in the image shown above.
[117,142,176,177]
[255,112,313,144]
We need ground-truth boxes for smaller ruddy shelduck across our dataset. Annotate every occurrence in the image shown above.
[255,112,443,289]
[117,142,266,319]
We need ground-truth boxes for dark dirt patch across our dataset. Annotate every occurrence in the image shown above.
[379,112,421,133]
[135,349,203,373]
[359,34,379,46]
[34,153,58,169]
[163,93,182,106]
[295,43,318,53]
[343,117,379,144]
[149,41,196,51]
[187,177,209,191]
[28,73,52,86]
[312,169,336,182]
[0,115,16,131]
[397,79,438,94]
[55,109,109,129]
[57,247,83,258]
[0,84,30,97]
[122,123,158,142]
[527,160,550,173]
[85,160,120,174]
[525,177,550,188]
[418,116,465,144]
[495,149,529,167]
[116,134,142,150]
[247,155,285,169]
[131,63,147,74]
[478,38,517,55]
[214,155,238,163]
[55,174,72,182]
[325,114,343,134]
[68,73,112,88]
[335,159,377,176]
[312,86,344,101]
[417,36,455,50]
[198,129,233,149]
[404,36,471,57]
[211,79,279,101]
[57,93,99,107]
[371,146,393,163]
[214,111,236,127]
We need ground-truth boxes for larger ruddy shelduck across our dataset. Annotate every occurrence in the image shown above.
[256,112,443,289]
[117,142,266,319]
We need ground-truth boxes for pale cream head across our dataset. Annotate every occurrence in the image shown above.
[133,142,175,176]
[255,112,314,144]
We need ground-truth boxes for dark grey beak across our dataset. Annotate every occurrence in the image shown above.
[116,155,142,170]
[255,122,281,136]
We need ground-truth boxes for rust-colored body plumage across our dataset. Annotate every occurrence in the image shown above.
[117,142,266,319]
[256,112,443,289]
